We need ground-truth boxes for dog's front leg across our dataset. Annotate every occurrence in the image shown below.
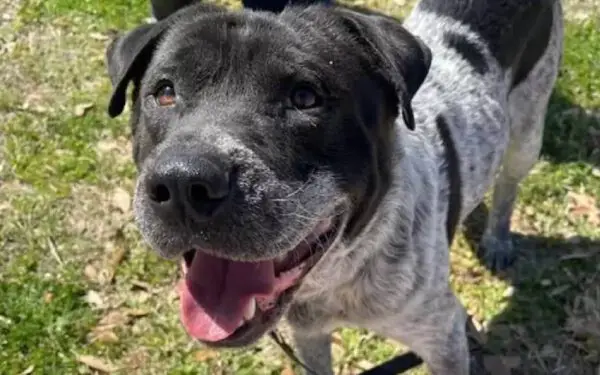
[374,289,470,375]
[286,300,335,375]
[292,331,334,375]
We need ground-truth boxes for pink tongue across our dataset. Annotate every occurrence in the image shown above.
[178,251,275,342]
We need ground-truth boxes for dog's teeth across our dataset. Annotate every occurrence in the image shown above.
[243,298,256,321]
[236,320,244,329]
[275,253,287,263]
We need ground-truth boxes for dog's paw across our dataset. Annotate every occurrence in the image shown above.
[478,234,516,272]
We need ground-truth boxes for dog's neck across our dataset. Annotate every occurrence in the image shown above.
[296,127,440,302]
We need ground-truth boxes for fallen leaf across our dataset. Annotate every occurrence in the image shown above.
[566,190,600,226]
[76,355,117,373]
[84,264,99,282]
[96,137,133,161]
[43,292,54,303]
[0,315,13,326]
[280,363,296,375]
[84,290,105,308]
[21,93,47,112]
[470,317,484,333]
[96,139,119,154]
[111,187,131,213]
[549,284,570,297]
[89,308,150,344]
[524,206,536,216]
[89,330,119,344]
[20,365,34,375]
[194,349,220,361]
[74,102,94,117]
[89,32,108,41]
[99,310,131,327]
[133,291,151,304]
[502,286,515,298]
[103,241,128,284]
[123,308,150,317]
[331,332,344,347]
[130,280,153,291]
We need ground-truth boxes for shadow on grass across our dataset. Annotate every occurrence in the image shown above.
[464,203,599,375]
[462,89,600,375]
[541,85,600,165]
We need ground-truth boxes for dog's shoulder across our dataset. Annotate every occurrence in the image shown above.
[413,0,555,87]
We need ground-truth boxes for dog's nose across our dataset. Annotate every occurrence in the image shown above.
[146,154,231,221]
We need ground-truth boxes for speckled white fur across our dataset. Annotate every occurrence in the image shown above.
[288,1,563,374]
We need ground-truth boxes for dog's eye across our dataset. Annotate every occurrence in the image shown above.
[290,85,322,110]
[155,82,176,107]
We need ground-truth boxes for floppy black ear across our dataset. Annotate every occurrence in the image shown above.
[151,0,197,21]
[105,21,170,118]
[334,7,432,130]
[105,3,223,118]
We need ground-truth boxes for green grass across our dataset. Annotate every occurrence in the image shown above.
[0,277,98,374]
[1,0,599,374]
[17,0,150,29]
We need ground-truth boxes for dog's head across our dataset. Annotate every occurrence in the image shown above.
[105,3,430,347]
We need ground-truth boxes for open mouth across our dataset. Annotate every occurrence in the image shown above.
[177,218,339,344]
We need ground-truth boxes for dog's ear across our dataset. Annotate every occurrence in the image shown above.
[106,3,222,118]
[151,0,197,21]
[334,7,432,130]
[105,21,170,117]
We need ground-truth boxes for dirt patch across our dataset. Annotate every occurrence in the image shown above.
[66,184,133,242]
[96,136,134,167]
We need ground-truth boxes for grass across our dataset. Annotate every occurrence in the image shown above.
[0,0,599,374]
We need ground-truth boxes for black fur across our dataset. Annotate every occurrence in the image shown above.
[435,115,461,244]
[151,0,196,20]
[442,31,488,76]
[418,0,554,88]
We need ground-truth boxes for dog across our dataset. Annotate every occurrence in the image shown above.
[104,0,563,373]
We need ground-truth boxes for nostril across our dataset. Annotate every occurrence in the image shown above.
[150,183,171,203]
[188,182,210,204]
[185,179,229,219]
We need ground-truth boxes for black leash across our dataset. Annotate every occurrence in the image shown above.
[357,352,423,375]
[270,314,490,375]
[269,330,321,375]
[270,329,425,375]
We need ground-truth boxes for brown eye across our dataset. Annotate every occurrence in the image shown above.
[290,85,321,109]
[155,82,176,107]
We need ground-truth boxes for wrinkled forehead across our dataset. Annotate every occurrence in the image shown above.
[149,10,352,89]
[156,13,303,71]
